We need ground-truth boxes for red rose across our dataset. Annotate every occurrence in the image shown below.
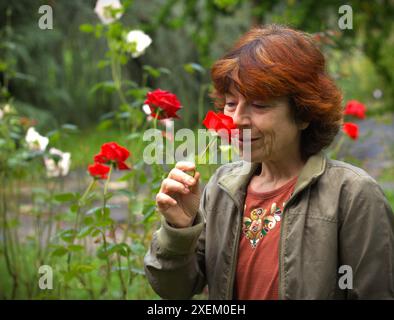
[144,89,182,120]
[344,100,366,119]
[202,111,236,141]
[342,122,359,140]
[94,142,130,170]
[88,163,110,179]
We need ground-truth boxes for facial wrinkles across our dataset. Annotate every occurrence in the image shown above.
[260,129,275,159]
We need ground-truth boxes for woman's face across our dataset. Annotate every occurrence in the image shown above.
[224,89,307,163]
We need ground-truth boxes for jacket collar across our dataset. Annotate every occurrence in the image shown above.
[217,151,327,209]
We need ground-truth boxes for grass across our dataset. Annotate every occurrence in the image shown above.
[51,127,127,170]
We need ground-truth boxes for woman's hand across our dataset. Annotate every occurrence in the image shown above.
[156,161,201,228]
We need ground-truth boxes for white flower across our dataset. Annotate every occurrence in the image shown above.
[94,0,123,25]
[142,104,152,115]
[25,127,49,151]
[126,30,152,58]
[3,104,12,113]
[0,108,3,120]
[44,148,71,178]
[373,89,383,99]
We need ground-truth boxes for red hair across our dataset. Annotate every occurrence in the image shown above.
[210,24,343,160]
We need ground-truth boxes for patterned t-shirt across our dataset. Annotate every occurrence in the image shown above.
[234,176,298,300]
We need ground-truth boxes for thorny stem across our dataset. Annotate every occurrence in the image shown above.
[100,165,113,297]
[152,109,161,131]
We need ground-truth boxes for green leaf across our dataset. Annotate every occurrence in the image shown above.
[117,171,135,182]
[125,132,141,141]
[54,193,76,203]
[83,215,94,226]
[77,226,94,238]
[96,119,113,131]
[86,205,118,216]
[114,189,134,198]
[96,217,114,228]
[70,203,79,213]
[59,229,77,243]
[142,205,156,223]
[104,192,114,201]
[75,264,94,273]
[79,24,95,33]
[97,60,110,69]
[143,65,161,78]
[97,243,117,259]
[51,247,68,257]
[183,63,206,74]
[138,171,147,184]
[89,81,116,95]
[116,243,131,257]
[67,244,84,252]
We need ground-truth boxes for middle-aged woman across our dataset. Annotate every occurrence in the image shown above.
[144,24,394,300]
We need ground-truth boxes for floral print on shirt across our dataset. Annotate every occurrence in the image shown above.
[242,202,285,249]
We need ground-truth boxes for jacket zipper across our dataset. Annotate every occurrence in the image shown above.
[218,184,243,300]
[226,204,243,299]
[278,197,292,300]
[278,178,316,300]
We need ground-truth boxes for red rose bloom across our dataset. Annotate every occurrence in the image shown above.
[144,89,182,119]
[94,142,130,170]
[342,122,359,140]
[202,111,237,141]
[88,163,110,179]
[344,100,366,119]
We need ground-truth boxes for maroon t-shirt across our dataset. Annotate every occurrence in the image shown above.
[234,176,298,300]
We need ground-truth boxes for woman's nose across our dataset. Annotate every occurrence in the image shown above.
[232,103,251,127]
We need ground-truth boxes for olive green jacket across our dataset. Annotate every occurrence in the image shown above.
[144,152,394,299]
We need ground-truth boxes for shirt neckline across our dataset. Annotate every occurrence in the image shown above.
[247,175,298,199]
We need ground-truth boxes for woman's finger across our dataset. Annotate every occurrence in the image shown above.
[168,168,197,187]
[160,178,190,195]
[156,192,177,211]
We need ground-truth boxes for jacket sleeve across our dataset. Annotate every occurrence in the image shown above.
[143,186,208,300]
[339,175,394,299]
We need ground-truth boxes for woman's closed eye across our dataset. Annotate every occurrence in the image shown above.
[252,103,270,109]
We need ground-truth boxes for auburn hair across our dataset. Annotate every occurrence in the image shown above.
[210,24,343,161]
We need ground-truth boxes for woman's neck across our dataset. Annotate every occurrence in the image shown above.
[252,154,305,191]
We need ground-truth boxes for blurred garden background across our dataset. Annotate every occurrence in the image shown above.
[0,0,393,299]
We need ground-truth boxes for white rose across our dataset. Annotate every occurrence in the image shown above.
[126,30,152,58]
[3,104,12,113]
[44,148,71,178]
[94,0,123,25]
[25,127,49,152]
